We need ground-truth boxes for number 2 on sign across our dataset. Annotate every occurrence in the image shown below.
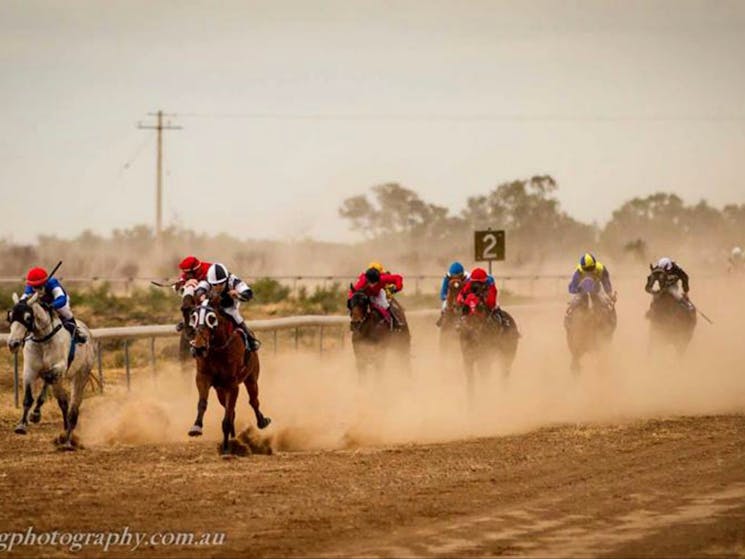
[482,233,499,259]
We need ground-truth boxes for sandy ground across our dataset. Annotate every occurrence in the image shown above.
[0,274,744,558]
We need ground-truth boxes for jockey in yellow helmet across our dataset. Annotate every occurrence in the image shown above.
[567,253,616,316]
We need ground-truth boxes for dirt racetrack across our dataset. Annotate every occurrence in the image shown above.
[1,275,745,558]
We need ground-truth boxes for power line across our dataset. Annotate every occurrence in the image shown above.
[174,112,745,123]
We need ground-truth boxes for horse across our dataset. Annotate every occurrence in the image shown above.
[347,287,411,377]
[564,276,616,372]
[646,287,697,354]
[438,276,464,351]
[458,297,520,395]
[187,295,270,456]
[6,292,95,449]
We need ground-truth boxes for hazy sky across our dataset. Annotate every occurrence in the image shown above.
[1,0,744,244]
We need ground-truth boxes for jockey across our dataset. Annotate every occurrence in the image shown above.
[439,261,468,310]
[195,263,261,352]
[176,255,212,291]
[348,266,404,329]
[645,257,694,311]
[367,261,399,300]
[457,267,507,324]
[436,261,468,327]
[729,246,744,273]
[20,267,87,343]
[568,253,615,311]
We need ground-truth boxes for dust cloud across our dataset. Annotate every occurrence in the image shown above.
[80,271,745,451]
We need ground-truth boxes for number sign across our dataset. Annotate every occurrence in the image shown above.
[474,230,505,262]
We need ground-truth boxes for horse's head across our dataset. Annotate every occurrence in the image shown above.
[459,293,489,336]
[6,292,51,353]
[347,288,370,332]
[445,276,464,308]
[180,283,199,339]
[189,300,224,358]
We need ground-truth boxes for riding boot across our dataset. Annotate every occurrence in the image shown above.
[238,322,261,353]
[436,311,444,328]
[63,318,87,344]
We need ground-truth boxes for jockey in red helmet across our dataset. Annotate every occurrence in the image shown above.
[21,267,87,343]
[177,256,212,290]
[347,266,404,329]
[457,267,498,311]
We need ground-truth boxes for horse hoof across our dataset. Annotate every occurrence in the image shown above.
[221,453,236,461]
[30,411,41,424]
[257,417,271,429]
[188,426,203,437]
[58,441,76,452]
[14,423,27,435]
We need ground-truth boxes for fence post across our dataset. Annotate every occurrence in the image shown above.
[13,352,19,408]
[319,326,324,355]
[124,340,131,391]
[340,325,345,348]
[273,330,278,355]
[97,340,104,393]
[294,327,299,350]
[150,337,156,377]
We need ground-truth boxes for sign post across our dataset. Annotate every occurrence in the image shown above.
[474,229,505,275]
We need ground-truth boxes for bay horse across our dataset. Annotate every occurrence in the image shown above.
[347,287,411,377]
[187,295,270,456]
[458,296,519,395]
[564,277,616,372]
[438,275,464,351]
[6,292,95,449]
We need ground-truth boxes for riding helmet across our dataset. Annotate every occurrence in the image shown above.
[579,253,597,271]
[448,262,464,276]
[207,263,229,285]
[470,268,488,282]
[26,267,48,287]
[179,255,201,272]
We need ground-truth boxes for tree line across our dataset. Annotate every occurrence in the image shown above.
[0,175,743,279]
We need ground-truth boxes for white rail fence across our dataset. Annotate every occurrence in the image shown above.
[1,310,439,408]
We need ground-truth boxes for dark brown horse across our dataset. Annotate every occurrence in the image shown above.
[186,295,270,455]
[347,288,411,377]
[458,298,519,395]
[438,276,464,351]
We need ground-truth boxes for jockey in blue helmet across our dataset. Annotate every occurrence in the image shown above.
[439,262,467,307]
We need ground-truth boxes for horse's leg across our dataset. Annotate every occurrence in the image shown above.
[14,383,35,434]
[188,373,210,437]
[50,379,71,444]
[30,382,48,424]
[244,357,270,429]
[15,362,41,434]
[221,386,239,455]
[64,366,90,444]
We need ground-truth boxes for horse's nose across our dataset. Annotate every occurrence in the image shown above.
[8,340,21,352]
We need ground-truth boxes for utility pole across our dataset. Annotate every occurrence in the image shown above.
[137,110,181,237]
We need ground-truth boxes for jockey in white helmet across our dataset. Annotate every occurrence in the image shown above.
[195,263,261,352]
[729,246,744,273]
[645,256,694,311]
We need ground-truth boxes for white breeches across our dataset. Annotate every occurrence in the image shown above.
[371,290,390,309]
[571,290,610,308]
[665,284,684,301]
[56,302,73,321]
[222,303,244,325]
